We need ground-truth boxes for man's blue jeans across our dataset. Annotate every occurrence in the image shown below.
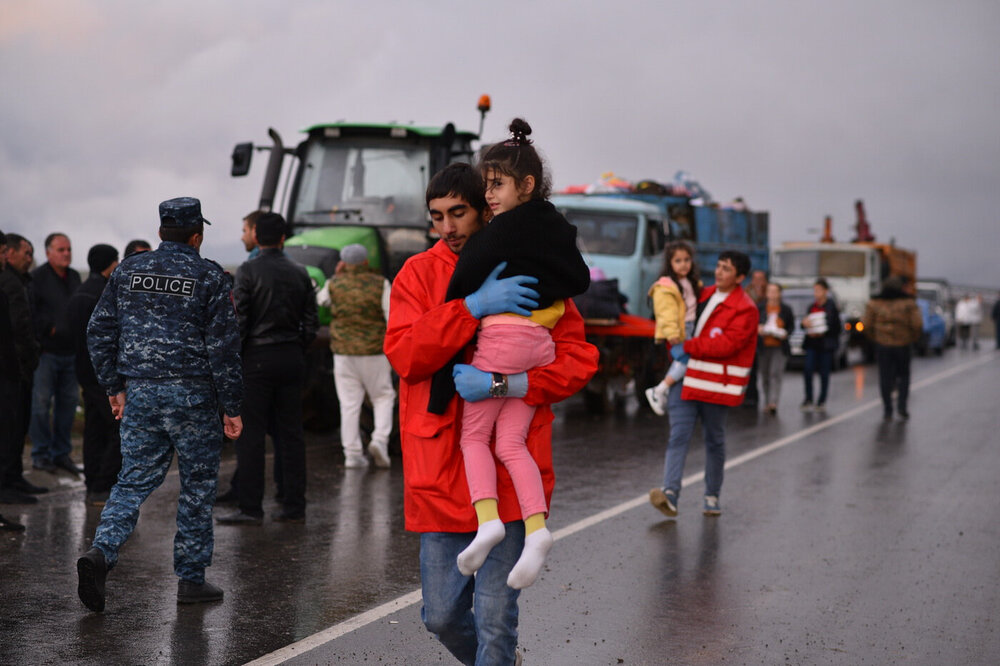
[420,522,524,666]
[662,382,728,498]
[29,352,78,463]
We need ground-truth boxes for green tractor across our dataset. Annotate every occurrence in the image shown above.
[230,98,491,429]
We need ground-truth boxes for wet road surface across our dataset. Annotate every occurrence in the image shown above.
[2,346,998,665]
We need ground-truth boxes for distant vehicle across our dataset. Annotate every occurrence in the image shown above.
[915,297,947,356]
[915,279,955,346]
[770,201,916,363]
[781,286,849,370]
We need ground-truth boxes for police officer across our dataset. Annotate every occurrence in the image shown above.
[76,197,243,613]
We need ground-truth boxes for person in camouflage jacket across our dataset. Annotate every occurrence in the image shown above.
[862,276,922,419]
[328,243,395,469]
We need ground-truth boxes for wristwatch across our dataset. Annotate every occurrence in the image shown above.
[489,372,508,398]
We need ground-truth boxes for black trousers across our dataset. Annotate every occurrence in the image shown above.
[236,343,307,516]
[80,383,123,493]
[875,344,912,414]
[0,377,20,488]
[1,379,32,486]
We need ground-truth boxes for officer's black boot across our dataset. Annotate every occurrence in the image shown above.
[177,579,224,604]
[77,548,107,612]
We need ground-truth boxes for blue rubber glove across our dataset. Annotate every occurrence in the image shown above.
[464,262,540,319]
[453,364,492,402]
[670,344,690,364]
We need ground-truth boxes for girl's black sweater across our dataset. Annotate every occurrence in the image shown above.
[428,199,591,414]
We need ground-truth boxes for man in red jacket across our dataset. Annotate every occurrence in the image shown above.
[649,251,758,518]
[385,163,598,665]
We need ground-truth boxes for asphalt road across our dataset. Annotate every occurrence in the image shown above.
[1,344,997,665]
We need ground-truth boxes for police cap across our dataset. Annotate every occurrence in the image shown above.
[159,197,212,228]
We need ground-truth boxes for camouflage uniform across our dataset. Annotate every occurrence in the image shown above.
[86,197,242,584]
[328,254,395,466]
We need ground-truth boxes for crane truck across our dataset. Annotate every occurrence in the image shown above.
[770,200,917,363]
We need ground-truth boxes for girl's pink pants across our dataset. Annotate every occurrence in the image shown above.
[461,324,555,519]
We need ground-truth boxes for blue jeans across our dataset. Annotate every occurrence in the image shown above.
[661,382,728,498]
[420,523,524,666]
[29,352,78,462]
[803,347,833,403]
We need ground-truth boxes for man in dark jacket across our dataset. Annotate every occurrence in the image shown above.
[1,232,27,527]
[1,232,33,518]
[217,213,318,525]
[0,233,45,503]
[29,232,83,474]
[67,244,122,505]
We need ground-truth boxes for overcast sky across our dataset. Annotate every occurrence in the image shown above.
[2,0,998,286]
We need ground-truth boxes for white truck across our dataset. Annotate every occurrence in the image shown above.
[770,204,916,363]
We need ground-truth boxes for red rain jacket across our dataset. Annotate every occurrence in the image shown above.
[385,240,598,533]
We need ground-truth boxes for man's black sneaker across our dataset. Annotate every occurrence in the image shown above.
[77,548,108,612]
[32,459,56,473]
[177,579,224,604]
[9,478,48,494]
[0,488,38,505]
[273,512,306,524]
[53,455,83,475]
[0,513,26,531]
[214,489,238,505]
[215,510,263,525]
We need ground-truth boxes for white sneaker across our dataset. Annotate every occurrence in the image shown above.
[344,453,369,469]
[368,442,390,468]
[644,386,667,416]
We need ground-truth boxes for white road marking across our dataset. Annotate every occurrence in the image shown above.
[244,353,992,665]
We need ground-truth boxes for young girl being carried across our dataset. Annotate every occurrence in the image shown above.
[644,241,702,416]
[438,119,590,589]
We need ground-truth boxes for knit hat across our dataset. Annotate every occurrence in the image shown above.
[87,244,119,273]
[341,244,368,265]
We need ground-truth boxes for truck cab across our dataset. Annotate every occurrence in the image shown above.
[550,195,666,318]
[232,122,479,283]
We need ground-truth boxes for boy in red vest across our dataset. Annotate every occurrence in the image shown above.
[649,251,758,517]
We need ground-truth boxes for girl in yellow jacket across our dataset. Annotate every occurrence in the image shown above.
[644,241,702,415]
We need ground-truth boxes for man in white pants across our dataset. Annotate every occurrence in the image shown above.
[328,244,396,468]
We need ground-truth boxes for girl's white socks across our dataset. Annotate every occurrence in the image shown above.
[506,527,553,589]
[457,519,506,576]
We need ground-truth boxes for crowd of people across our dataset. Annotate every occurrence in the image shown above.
[2,115,998,663]
[0,231,152,531]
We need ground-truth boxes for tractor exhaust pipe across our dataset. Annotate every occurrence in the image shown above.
[258,128,285,213]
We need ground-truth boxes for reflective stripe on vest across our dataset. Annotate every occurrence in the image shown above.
[683,375,748,396]
[687,358,752,378]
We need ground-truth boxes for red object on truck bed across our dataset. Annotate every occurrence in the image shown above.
[584,313,656,338]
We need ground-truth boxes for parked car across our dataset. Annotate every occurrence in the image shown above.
[915,297,947,356]
[782,287,849,370]
[915,280,955,346]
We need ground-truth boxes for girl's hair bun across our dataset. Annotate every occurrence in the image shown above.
[508,118,533,146]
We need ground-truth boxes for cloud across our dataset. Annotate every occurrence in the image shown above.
[1,0,998,285]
